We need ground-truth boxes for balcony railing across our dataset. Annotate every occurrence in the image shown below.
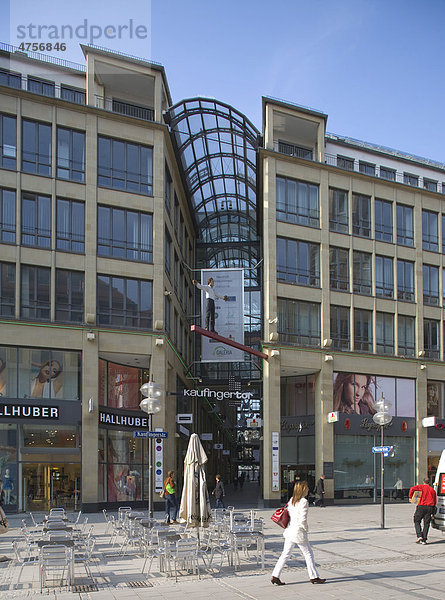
[95,96,154,122]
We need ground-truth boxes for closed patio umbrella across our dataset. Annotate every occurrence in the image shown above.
[179,433,211,528]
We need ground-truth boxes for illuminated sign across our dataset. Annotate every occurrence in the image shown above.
[0,404,59,419]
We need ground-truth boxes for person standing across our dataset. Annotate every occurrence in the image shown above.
[271,480,326,586]
[212,474,225,508]
[163,470,179,524]
[409,478,437,544]
[393,476,403,500]
[314,475,325,507]
[192,277,228,334]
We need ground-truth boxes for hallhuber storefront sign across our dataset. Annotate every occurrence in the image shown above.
[0,403,59,419]
[99,408,151,429]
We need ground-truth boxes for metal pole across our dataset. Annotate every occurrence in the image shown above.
[148,413,153,518]
[381,424,385,529]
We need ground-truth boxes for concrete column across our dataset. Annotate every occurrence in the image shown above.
[81,334,99,509]
[416,365,428,480]
[263,351,281,507]
[315,360,334,500]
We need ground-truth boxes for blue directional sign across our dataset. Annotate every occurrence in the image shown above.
[133,431,168,439]
[372,445,393,453]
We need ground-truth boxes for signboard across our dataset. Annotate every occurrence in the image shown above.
[154,429,164,492]
[214,443,223,450]
[328,411,339,423]
[0,404,59,419]
[323,462,334,479]
[177,413,193,424]
[422,417,436,428]
[439,473,445,496]
[179,425,190,437]
[200,268,244,363]
[272,431,280,491]
[222,450,230,455]
[201,433,213,441]
[133,431,168,438]
[247,417,262,428]
[372,445,393,453]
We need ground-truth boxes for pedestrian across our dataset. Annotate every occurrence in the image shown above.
[192,277,228,334]
[409,477,437,544]
[314,475,325,507]
[212,474,225,508]
[239,472,245,490]
[393,476,403,500]
[163,470,179,524]
[233,475,238,491]
[271,480,326,586]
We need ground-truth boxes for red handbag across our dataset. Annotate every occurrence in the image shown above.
[271,502,290,528]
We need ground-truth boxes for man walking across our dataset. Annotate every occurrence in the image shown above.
[409,477,437,544]
[314,475,325,507]
[212,474,225,508]
[192,277,228,334]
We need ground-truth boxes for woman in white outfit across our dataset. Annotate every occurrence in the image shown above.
[271,480,326,585]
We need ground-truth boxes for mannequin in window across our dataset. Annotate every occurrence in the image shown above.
[2,469,13,504]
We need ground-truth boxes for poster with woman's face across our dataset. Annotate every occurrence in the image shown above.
[30,353,64,399]
[333,373,376,415]
[427,382,441,417]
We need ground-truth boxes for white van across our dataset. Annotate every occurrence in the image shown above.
[432,449,445,531]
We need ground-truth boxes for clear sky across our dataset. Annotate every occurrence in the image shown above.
[2,0,444,162]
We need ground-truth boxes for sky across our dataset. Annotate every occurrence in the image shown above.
[1,0,444,162]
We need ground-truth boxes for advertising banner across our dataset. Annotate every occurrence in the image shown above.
[200,268,244,362]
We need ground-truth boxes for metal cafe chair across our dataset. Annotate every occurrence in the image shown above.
[167,538,200,582]
[39,544,73,593]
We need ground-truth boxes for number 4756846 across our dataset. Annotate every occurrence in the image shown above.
[18,43,66,52]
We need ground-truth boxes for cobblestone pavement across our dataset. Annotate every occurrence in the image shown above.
[0,502,444,599]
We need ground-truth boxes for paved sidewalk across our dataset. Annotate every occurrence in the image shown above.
[0,502,444,599]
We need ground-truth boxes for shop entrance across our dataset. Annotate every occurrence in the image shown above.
[21,463,81,512]
[281,465,316,503]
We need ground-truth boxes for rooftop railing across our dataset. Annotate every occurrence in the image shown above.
[0,41,85,71]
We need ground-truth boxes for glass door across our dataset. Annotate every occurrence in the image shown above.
[22,462,81,512]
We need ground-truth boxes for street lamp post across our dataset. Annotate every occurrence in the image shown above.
[373,394,393,529]
[139,381,162,518]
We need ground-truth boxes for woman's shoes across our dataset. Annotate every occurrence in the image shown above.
[310,577,326,584]
[271,577,285,585]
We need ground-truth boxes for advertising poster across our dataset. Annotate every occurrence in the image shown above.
[200,268,244,362]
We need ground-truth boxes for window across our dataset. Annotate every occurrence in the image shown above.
[353,251,372,295]
[55,269,84,322]
[380,166,396,181]
[424,319,440,359]
[422,210,438,251]
[354,308,373,352]
[21,193,51,248]
[330,305,349,350]
[404,172,418,187]
[276,177,319,227]
[97,136,153,195]
[22,119,51,175]
[423,264,439,305]
[97,275,153,329]
[396,204,414,246]
[0,262,15,316]
[375,198,392,242]
[277,298,320,346]
[0,113,17,169]
[352,193,371,237]
[56,198,85,253]
[0,68,21,89]
[165,163,172,213]
[174,195,179,234]
[18,348,80,400]
[359,161,375,176]
[337,155,354,170]
[375,255,393,298]
[27,76,55,97]
[277,238,320,287]
[376,312,394,355]
[21,265,50,319]
[174,253,179,293]
[397,260,415,301]
[398,315,415,357]
[97,206,153,262]
[329,247,349,291]
[164,294,171,334]
[56,127,85,182]
[442,216,445,253]
[0,188,15,243]
[329,188,348,233]
[424,178,437,192]
[164,229,171,277]
[60,85,86,105]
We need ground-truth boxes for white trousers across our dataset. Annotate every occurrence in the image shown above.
[272,538,319,580]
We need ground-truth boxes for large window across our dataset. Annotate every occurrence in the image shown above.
[330,247,349,291]
[97,275,153,329]
[424,319,440,359]
[0,262,15,317]
[22,119,51,176]
[280,375,315,416]
[56,127,85,182]
[0,347,18,397]
[17,348,80,400]
[27,76,55,97]
[21,193,51,248]
[277,298,320,346]
[376,312,394,355]
[398,315,415,357]
[56,198,85,253]
[98,136,153,195]
[20,265,50,320]
[423,264,439,306]
[375,255,393,298]
[375,199,393,242]
[276,177,319,227]
[98,206,153,263]
[277,238,320,287]
[330,305,349,350]
[0,188,15,243]
[397,260,415,302]
[55,269,84,323]
[422,210,438,252]
[354,308,372,352]
[329,188,348,233]
[352,193,371,237]
[353,251,372,295]
[396,204,414,246]
[0,114,16,169]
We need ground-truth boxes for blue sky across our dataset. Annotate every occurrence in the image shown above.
[2,0,445,162]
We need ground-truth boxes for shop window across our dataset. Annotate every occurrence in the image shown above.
[0,347,18,398]
[427,381,443,418]
[0,424,17,506]
[17,348,80,400]
[23,425,78,447]
[107,363,141,410]
[101,429,144,502]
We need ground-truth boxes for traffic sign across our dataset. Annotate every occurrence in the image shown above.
[133,431,168,438]
[372,445,393,453]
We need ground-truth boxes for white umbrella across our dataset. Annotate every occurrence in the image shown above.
[179,433,211,528]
